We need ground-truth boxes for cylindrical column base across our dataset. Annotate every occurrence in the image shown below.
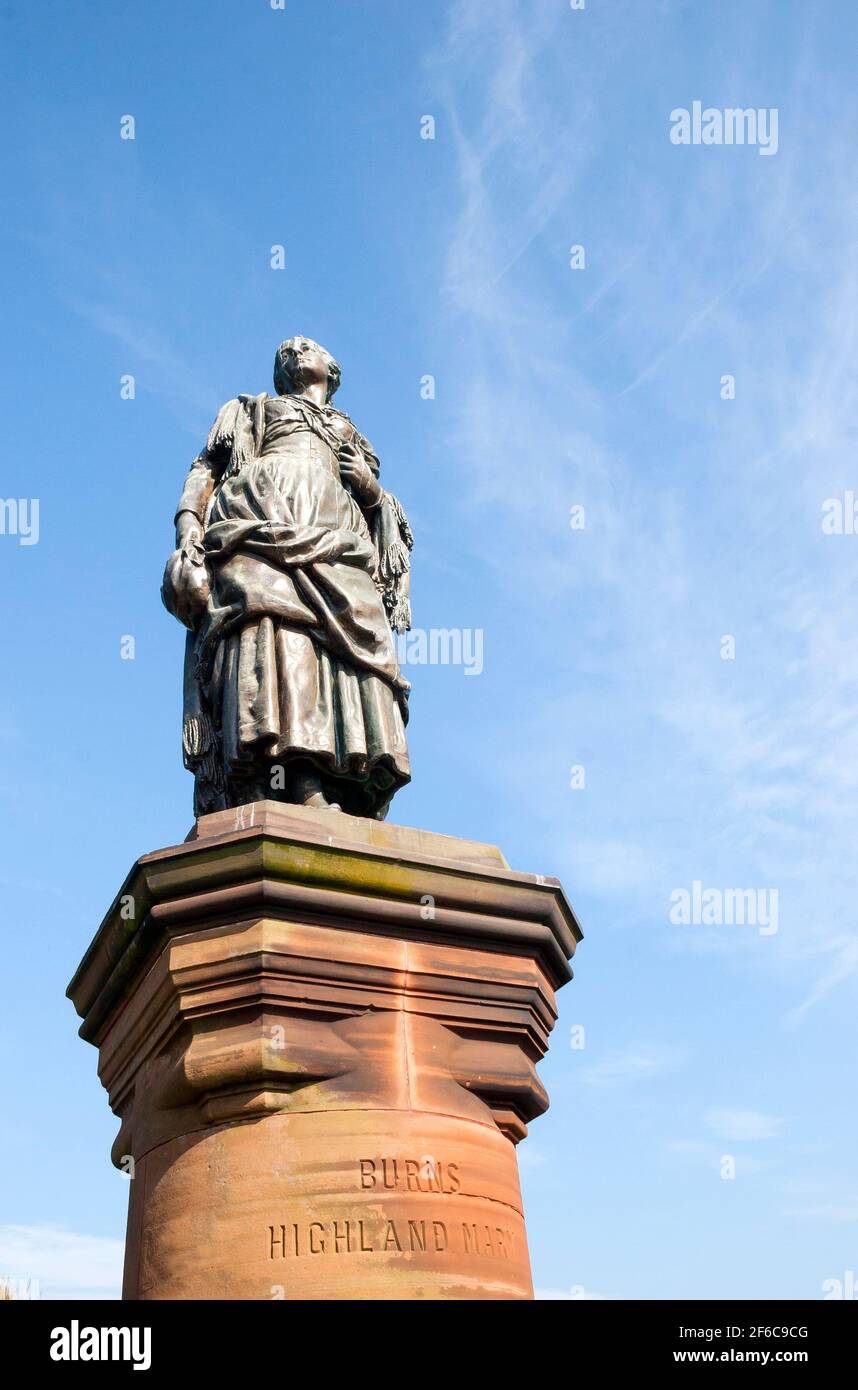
[124,1111,532,1301]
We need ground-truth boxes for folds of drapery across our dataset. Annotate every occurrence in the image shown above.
[209,617,409,811]
[181,393,415,637]
[198,500,407,697]
[175,393,414,816]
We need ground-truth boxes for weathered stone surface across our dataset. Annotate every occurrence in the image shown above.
[68,802,580,1300]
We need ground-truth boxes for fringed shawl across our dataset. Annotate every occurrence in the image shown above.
[373,492,413,633]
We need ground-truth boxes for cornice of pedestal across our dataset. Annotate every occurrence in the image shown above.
[67,802,581,1152]
[69,801,581,1042]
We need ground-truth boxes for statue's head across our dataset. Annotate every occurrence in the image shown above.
[274,337,341,402]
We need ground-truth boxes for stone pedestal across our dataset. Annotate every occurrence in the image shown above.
[68,802,580,1300]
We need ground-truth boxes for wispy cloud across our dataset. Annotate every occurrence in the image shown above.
[66,297,217,427]
[704,1109,785,1142]
[784,1201,858,1222]
[583,1044,679,1088]
[0,1225,123,1300]
[431,0,858,1024]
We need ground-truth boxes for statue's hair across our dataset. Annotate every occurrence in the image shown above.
[273,337,341,402]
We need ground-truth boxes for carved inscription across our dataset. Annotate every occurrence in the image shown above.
[266,1154,517,1262]
[268,1219,517,1260]
[359,1156,461,1193]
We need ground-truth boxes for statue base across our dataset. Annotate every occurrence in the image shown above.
[68,802,580,1301]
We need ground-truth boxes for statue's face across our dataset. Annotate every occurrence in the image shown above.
[286,337,329,391]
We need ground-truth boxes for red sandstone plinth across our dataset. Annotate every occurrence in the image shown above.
[68,802,580,1300]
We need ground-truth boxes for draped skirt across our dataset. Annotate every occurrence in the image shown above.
[207,614,410,817]
[197,445,411,819]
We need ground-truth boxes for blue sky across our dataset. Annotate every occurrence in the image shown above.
[1,0,857,1300]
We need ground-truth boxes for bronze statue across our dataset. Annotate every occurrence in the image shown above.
[162,337,412,818]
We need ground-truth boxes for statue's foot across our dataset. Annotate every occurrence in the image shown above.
[301,790,342,812]
[286,761,342,812]
[302,790,331,810]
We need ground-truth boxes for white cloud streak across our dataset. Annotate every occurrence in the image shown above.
[430,0,858,1020]
[0,1225,123,1299]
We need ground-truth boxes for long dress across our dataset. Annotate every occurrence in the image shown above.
[176,393,412,819]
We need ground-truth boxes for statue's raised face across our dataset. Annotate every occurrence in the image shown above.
[274,337,341,401]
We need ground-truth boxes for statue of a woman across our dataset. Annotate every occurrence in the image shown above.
[162,337,413,819]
